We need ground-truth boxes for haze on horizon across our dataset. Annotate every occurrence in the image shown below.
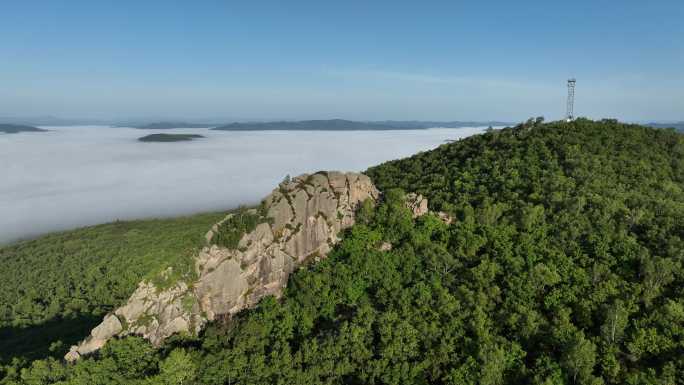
[1,0,683,122]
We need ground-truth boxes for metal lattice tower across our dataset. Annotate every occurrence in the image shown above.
[566,78,576,122]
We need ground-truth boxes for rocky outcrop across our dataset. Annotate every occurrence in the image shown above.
[405,193,429,217]
[66,171,379,361]
[65,172,453,361]
[437,211,454,225]
[406,193,453,224]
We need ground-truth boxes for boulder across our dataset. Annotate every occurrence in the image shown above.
[405,193,429,217]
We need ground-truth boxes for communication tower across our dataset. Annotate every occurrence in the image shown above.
[566,78,576,122]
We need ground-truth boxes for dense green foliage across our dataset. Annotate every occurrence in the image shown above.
[3,119,684,384]
[137,133,205,142]
[366,118,684,383]
[0,212,225,366]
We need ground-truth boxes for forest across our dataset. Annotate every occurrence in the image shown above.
[0,212,226,367]
[1,119,683,384]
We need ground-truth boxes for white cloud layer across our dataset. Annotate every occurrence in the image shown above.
[0,125,486,243]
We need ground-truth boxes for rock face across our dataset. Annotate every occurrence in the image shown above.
[405,193,429,217]
[66,171,379,361]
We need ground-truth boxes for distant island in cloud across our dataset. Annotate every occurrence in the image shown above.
[137,133,205,142]
[0,124,48,134]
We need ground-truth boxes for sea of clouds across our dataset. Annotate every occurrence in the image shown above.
[0,125,486,243]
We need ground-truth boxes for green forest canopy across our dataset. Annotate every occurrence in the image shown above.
[2,119,683,384]
[0,212,226,367]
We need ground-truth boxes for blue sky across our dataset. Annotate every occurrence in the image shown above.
[1,0,682,121]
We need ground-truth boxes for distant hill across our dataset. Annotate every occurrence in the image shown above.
[647,122,684,132]
[377,120,513,128]
[0,116,111,126]
[133,122,215,129]
[138,133,205,142]
[212,119,509,131]
[212,119,410,131]
[0,124,47,134]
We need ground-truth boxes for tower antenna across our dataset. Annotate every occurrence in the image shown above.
[566,78,576,122]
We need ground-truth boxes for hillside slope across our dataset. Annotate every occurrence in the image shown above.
[0,212,226,365]
[3,119,683,385]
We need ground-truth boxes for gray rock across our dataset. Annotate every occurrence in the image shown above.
[405,193,429,218]
[67,171,380,361]
[65,314,122,359]
[268,193,294,232]
[437,211,454,224]
[195,257,247,319]
[92,314,122,341]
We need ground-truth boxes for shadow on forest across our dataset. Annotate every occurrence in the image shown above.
[0,314,101,364]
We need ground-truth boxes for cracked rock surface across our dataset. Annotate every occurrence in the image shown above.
[66,171,379,361]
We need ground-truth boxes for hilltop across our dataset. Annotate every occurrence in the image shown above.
[2,119,683,385]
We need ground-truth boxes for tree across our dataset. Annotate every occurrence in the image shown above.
[157,349,197,385]
[562,333,597,384]
[600,300,629,345]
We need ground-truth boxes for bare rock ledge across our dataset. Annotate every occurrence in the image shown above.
[65,171,447,361]
[66,171,379,361]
